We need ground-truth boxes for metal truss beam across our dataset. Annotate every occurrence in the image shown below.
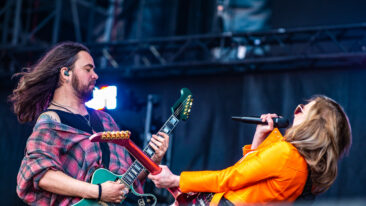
[89,23,366,77]
[0,0,125,76]
[2,23,366,78]
[0,0,115,45]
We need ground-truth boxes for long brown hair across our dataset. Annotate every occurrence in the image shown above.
[285,95,352,194]
[9,42,89,123]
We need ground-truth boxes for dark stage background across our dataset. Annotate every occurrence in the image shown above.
[2,0,366,205]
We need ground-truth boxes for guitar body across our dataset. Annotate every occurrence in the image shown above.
[73,168,157,206]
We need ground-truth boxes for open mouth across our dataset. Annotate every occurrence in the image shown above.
[294,104,304,115]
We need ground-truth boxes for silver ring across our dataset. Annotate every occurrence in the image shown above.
[122,189,129,196]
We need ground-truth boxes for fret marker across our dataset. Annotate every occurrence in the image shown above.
[127,173,135,179]
[124,176,132,183]
[162,126,170,133]
[131,168,138,176]
[146,148,154,156]
[169,117,178,125]
[135,164,142,170]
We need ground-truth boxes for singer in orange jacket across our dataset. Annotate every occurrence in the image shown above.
[148,96,352,205]
[179,128,307,205]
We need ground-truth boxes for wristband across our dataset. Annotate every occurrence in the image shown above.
[97,183,102,201]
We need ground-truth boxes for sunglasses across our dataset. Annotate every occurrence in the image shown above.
[294,104,305,115]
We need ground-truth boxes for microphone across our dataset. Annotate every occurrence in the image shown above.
[231,116,289,128]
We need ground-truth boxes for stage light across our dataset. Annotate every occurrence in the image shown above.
[85,86,117,110]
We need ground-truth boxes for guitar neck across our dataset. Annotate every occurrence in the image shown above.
[142,114,179,157]
[120,114,180,186]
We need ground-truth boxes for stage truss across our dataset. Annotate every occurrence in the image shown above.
[1,0,366,78]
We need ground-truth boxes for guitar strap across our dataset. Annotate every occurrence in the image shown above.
[89,110,111,169]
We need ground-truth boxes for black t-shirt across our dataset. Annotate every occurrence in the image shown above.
[46,109,95,133]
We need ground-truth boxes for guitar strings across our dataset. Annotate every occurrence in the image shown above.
[120,99,190,187]
[142,101,186,154]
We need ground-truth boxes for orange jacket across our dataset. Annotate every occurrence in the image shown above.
[179,128,308,205]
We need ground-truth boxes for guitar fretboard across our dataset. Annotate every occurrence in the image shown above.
[121,114,179,186]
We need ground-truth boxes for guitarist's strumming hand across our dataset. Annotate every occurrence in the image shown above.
[149,132,170,164]
[100,181,129,203]
[148,165,180,189]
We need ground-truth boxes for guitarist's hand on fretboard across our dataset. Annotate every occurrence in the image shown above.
[148,132,170,164]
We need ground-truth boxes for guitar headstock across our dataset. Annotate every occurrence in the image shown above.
[89,130,131,144]
[171,88,193,121]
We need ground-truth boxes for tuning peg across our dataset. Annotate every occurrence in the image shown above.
[117,130,130,139]
[122,131,127,138]
[100,130,131,140]
[102,131,110,139]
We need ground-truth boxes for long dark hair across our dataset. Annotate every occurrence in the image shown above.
[285,95,352,194]
[9,42,89,123]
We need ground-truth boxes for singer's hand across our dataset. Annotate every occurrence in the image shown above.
[148,165,180,188]
[251,113,278,149]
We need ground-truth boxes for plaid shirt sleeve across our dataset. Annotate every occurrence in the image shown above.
[17,118,101,205]
[16,122,66,205]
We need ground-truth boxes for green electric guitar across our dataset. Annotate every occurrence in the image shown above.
[74,88,193,206]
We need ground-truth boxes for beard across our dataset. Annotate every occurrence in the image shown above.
[72,74,95,102]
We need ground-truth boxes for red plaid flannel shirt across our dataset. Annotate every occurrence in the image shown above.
[16,110,143,205]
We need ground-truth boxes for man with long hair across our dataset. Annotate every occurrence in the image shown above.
[148,96,352,205]
[10,42,169,205]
